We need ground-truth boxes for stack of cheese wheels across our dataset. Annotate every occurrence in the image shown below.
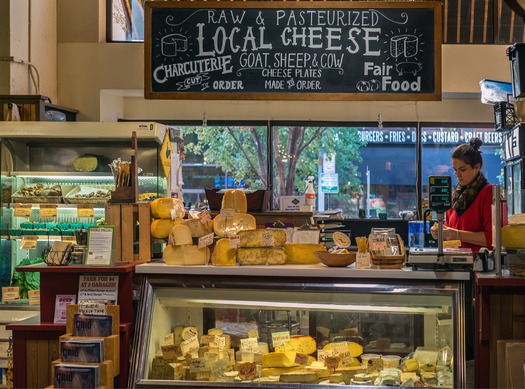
[163,224,210,265]
[150,197,186,239]
[213,189,256,237]
[236,229,287,265]
[181,210,214,242]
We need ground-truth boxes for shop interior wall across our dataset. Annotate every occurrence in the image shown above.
[2,0,513,123]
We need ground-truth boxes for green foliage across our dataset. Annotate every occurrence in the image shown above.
[182,125,365,200]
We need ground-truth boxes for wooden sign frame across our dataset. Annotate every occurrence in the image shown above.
[145,1,442,101]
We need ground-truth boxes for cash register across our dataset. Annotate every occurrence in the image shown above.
[407,176,473,270]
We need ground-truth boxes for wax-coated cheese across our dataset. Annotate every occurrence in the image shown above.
[221,189,248,213]
[182,218,214,238]
[150,218,181,239]
[163,244,209,265]
[169,224,193,245]
[238,229,287,248]
[213,213,256,237]
[284,243,326,264]
[274,335,317,355]
[322,341,363,358]
[211,238,237,266]
[262,352,298,368]
[151,197,185,219]
[236,247,287,265]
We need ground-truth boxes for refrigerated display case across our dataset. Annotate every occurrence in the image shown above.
[130,264,468,388]
[503,123,525,215]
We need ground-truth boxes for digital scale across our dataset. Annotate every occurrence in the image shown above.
[407,176,474,271]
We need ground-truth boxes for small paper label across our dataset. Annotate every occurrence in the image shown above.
[39,204,57,218]
[14,204,32,218]
[77,204,95,218]
[28,290,40,305]
[271,331,290,348]
[317,349,333,364]
[78,301,107,315]
[198,233,214,248]
[189,357,209,373]
[21,236,38,250]
[62,236,77,244]
[240,337,258,352]
[181,335,199,357]
[214,336,226,350]
[2,287,20,302]
[199,210,212,224]
[229,235,240,249]
[261,231,275,247]
[220,208,235,219]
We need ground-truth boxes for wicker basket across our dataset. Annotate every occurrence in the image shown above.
[12,185,64,204]
[64,185,113,204]
[370,234,406,269]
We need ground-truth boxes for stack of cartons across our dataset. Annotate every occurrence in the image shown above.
[45,305,120,389]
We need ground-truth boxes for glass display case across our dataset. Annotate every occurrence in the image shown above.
[130,265,468,388]
[0,122,169,293]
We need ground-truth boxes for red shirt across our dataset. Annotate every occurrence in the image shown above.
[444,184,497,254]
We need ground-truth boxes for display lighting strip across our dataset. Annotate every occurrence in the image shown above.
[159,298,446,315]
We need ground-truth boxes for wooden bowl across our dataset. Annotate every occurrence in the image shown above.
[314,251,356,267]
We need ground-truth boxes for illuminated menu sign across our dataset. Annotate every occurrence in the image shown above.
[358,128,503,145]
[429,175,452,213]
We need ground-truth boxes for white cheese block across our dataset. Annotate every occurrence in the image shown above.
[163,244,209,265]
[213,213,256,238]
[238,229,287,248]
[236,247,287,265]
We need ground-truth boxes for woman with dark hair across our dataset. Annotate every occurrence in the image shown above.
[430,137,498,253]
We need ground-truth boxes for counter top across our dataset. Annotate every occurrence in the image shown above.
[136,261,471,280]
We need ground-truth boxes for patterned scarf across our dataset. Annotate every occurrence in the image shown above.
[452,172,488,216]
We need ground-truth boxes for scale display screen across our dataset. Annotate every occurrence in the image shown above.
[429,176,452,213]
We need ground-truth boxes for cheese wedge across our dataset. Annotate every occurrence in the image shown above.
[262,352,298,368]
[284,243,327,264]
[221,189,248,213]
[261,366,301,377]
[211,238,237,266]
[274,335,317,355]
[151,218,181,239]
[322,341,363,358]
[163,244,209,265]
[238,229,287,248]
[213,213,256,237]
[182,218,214,238]
[279,371,318,383]
[169,224,193,245]
[237,247,287,265]
[151,197,185,219]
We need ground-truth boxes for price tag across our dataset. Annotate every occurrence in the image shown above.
[2,287,20,302]
[229,235,240,249]
[39,204,57,218]
[220,208,234,219]
[21,236,38,249]
[28,290,40,305]
[14,204,32,218]
[189,357,210,373]
[271,331,290,348]
[77,204,95,218]
[62,236,77,244]
[198,233,214,248]
[261,231,275,247]
[199,210,212,224]
[181,336,199,357]
[240,337,258,352]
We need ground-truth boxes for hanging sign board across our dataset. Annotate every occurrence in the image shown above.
[145,1,442,101]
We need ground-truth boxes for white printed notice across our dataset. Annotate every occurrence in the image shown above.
[78,274,119,305]
[86,227,114,266]
[54,294,77,324]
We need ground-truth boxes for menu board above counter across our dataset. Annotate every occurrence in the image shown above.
[145,2,442,101]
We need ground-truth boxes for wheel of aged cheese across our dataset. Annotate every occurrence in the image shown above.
[221,189,248,213]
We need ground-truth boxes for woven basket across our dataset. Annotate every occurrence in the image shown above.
[370,234,406,269]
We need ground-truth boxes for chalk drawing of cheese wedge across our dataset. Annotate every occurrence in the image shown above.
[161,33,188,57]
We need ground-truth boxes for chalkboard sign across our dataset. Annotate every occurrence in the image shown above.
[145,2,442,101]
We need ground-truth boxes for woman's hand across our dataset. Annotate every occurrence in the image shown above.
[430,222,459,241]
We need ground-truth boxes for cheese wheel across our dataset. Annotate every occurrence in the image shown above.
[151,197,185,219]
[221,189,247,213]
[163,244,209,265]
[150,218,181,239]
[322,341,363,358]
[238,229,287,248]
[236,247,287,265]
[211,238,237,266]
[262,352,298,368]
[284,243,326,264]
[274,335,317,355]
[169,224,193,245]
[213,213,256,238]
[181,218,213,238]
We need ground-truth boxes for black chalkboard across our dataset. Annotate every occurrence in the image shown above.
[145,2,442,101]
